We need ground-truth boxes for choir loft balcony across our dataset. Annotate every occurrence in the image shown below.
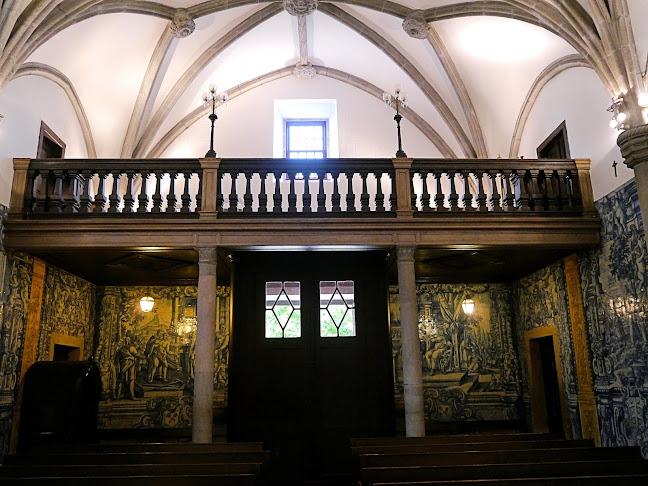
[3,157,600,285]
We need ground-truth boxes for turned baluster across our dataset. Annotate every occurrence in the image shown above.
[301,173,311,213]
[228,172,238,213]
[272,173,282,214]
[358,170,369,212]
[93,171,108,213]
[194,172,202,213]
[166,170,178,213]
[448,170,459,211]
[544,170,558,211]
[409,171,418,211]
[287,172,297,214]
[180,171,192,213]
[331,171,341,213]
[419,170,430,212]
[568,169,583,210]
[216,172,225,212]
[316,172,327,213]
[556,169,572,210]
[79,170,94,213]
[345,172,355,212]
[151,172,163,213]
[486,170,499,212]
[122,170,136,213]
[459,170,470,211]
[432,170,444,211]
[242,170,253,213]
[51,169,66,213]
[107,172,121,213]
[516,170,531,211]
[258,171,268,213]
[375,172,385,213]
[501,170,515,211]
[527,169,543,211]
[137,171,150,213]
[475,170,487,212]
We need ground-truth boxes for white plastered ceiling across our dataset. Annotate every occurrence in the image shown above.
[0,0,646,208]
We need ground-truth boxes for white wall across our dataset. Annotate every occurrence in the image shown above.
[518,67,633,201]
[161,73,443,159]
[0,76,87,208]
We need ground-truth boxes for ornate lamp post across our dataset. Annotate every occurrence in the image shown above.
[202,84,228,158]
[383,85,408,158]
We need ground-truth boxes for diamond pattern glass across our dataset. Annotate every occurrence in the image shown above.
[320,280,355,337]
[265,281,301,338]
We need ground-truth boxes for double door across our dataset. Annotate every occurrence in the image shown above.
[229,251,394,480]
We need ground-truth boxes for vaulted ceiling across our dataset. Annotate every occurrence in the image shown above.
[0,1,646,199]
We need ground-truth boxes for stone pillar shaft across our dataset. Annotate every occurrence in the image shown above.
[193,247,217,443]
[396,246,425,436]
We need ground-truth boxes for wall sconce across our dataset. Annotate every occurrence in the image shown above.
[608,94,627,130]
[140,295,155,312]
[461,298,475,314]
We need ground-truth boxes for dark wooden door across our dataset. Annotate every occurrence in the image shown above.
[538,336,564,436]
[229,251,394,480]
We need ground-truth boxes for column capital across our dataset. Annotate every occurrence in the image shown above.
[198,247,217,263]
[617,124,648,169]
[397,246,417,261]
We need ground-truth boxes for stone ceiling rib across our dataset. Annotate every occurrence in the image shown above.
[121,24,175,158]
[319,3,477,158]
[132,3,284,158]
[13,62,97,158]
[426,24,487,158]
[146,64,457,159]
[0,0,27,54]
[508,54,591,159]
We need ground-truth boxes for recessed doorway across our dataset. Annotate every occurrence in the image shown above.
[49,333,84,361]
[229,251,394,482]
[525,327,568,436]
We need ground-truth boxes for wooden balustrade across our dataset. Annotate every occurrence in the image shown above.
[17,159,202,216]
[10,158,594,219]
[215,159,395,216]
[410,160,585,214]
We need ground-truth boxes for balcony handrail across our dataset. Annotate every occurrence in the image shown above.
[8,157,595,219]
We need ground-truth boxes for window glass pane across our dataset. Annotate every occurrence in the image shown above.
[286,121,326,159]
[265,281,301,338]
[320,280,356,337]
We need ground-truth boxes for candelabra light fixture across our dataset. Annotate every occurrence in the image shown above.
[608,94,628,130]
[383,84,408,158]
[202,83,228,158]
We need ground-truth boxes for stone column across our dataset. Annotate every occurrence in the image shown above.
[396,246,425,436]
[618,124,648,247]
[193,247,217,443]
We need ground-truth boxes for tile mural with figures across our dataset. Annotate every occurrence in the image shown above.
[511,262,581,438]
[390,283,520,426]
[95,285,230,429]
[579,179,648,457]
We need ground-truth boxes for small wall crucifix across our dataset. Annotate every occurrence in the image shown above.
[612,160,618,177]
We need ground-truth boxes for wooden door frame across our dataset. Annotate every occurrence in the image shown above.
[524,326,569,435]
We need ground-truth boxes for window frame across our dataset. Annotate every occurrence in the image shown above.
[284,119,328,159]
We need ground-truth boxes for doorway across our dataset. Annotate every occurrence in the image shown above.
[525,327,567,436]
[229,251,394,481]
